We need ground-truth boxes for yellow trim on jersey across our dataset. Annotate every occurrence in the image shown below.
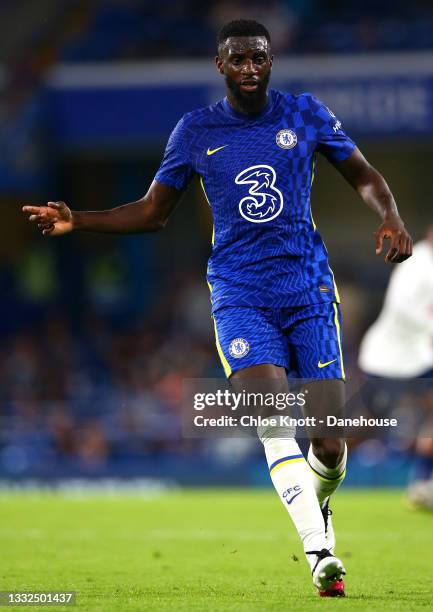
[309,155,317,231]
[308,155,340,304]
[330,269,341,303]
[201,178,226,375]
[333,302,346,381]
[199,175,214,245]
[270,457,305,475]
[201,176,228,374]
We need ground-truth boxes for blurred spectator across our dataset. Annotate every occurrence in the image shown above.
[56,0,433,60]
[0,267,218,475]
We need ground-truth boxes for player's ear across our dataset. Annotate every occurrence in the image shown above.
[215,55,224,75]
[269,54,274,69]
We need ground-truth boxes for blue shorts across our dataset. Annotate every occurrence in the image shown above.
[212,302,345,380]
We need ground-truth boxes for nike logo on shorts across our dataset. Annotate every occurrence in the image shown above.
[318,359,337,369]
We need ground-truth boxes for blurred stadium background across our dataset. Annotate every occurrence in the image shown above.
[1,0,433,489]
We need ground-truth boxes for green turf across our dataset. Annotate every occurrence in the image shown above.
[0,489,432,610]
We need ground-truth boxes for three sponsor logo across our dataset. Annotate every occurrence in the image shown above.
[235,164,284,223]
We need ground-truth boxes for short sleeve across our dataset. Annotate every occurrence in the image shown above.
[154,116,194,191]
[306,94,356,163]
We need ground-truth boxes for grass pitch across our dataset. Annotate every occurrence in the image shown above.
[1,488,432,610]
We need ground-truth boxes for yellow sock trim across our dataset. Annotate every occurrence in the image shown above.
[270,457,306,475]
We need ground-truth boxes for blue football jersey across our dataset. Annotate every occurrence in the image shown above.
[154,89,356,312]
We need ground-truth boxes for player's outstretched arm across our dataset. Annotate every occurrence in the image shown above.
[335,148,413,263]
[22,181,182,236]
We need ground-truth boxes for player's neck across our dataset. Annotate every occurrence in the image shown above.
[226,90,269,117]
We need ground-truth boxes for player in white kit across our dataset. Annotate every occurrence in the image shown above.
[359,227,433,509]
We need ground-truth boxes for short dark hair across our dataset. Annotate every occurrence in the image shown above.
[217,19,271,48]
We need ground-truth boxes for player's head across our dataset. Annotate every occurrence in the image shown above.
[216,19,273,114]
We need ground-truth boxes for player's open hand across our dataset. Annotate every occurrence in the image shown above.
[22,201,73,236]
[375,215,413,263]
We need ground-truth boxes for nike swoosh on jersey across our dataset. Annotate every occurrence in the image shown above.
[318,359,337,369]
[207,145,228,156]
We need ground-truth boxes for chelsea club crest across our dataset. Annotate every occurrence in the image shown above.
[229,338,250,359]
[276,129,297,150]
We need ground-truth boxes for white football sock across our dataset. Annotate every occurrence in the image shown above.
[259,426,328,570]
[307,443,347,506]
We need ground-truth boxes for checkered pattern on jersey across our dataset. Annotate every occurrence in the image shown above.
[155,89,355,312]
